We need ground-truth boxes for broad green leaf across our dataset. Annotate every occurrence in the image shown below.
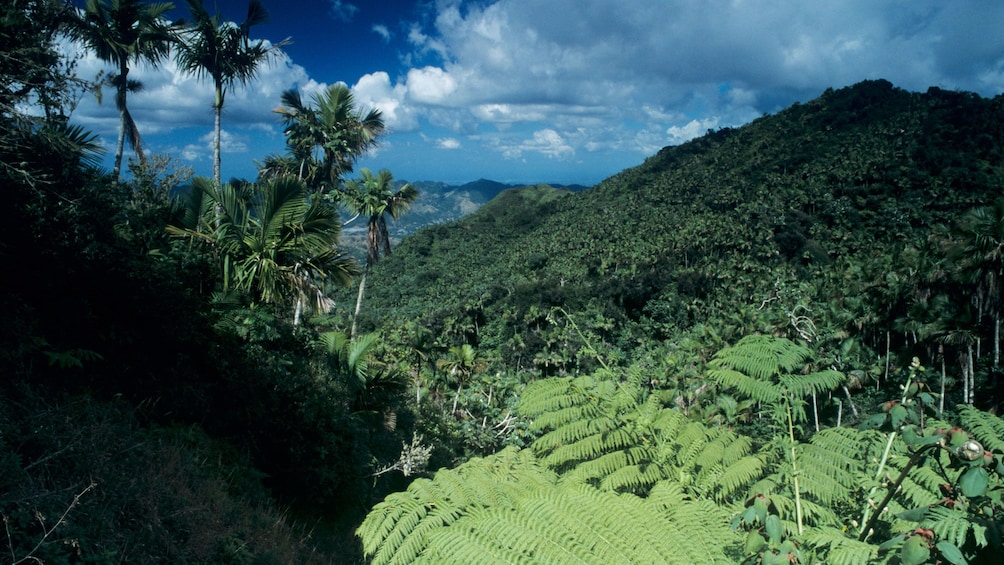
[765,514,782,546]
[900,535,930,565]
[959,467,989,498]
[936,540,968,565]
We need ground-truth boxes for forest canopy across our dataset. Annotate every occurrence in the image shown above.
[3,1,1004,562]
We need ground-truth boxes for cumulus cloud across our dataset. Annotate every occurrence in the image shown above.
[436,137,461,149]
[499,129,575,160]
[70,40,311,143]
[352,72,417,131]
[64,0,1004,183]
[665,118,721,146]
[385,0,1004,156]
[405,66,459,105]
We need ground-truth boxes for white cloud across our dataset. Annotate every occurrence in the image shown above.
[665,118,721,146]
[328,0,359,22]
[405,66,458,105]
[69,40,310,143]
[199,129,248,154]
[372,24,391,43]
[383,0,1004,161]
[500,129,575,160]
[352,72,417,131]
[437,137,461,149]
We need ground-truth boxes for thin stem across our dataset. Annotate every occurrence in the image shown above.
[858,443,941,542]
[788,395,804,535]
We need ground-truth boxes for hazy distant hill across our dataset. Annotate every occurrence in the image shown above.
[342,178,590,236]
[339,178,589,257]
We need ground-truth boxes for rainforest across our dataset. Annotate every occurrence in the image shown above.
[4,1,1004,564]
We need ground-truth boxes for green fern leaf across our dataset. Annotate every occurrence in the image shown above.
[958,405,1004,453]
[925,505,985,549]
[803,527,879,565]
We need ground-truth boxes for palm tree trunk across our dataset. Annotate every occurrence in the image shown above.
[213,83,223,187]
[882,331,891,391]
[968,345,975,405]
[351,270,367,338]
[293,295,303,326]
[452,382,463,415]
[939,345,946,415]
[113,64,128,179]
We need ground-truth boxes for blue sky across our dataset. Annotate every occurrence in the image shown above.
[68,0,1004,186]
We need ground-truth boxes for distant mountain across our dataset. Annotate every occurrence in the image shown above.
[346,178,589,236]
[339,178,589,258]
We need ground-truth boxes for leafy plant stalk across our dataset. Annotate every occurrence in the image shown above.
[858,442,941,542]
[857,370,916,537]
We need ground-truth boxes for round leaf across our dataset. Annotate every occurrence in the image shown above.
[890,404,909,428]
[959,466,989,498]
[744,531,767,555]
[936,539,968,565]
[900,535,931,565]
[765,514,783,545]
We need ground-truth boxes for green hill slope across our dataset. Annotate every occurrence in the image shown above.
[353,79,1004,373]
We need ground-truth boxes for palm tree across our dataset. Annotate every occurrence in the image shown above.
[949,197,1004,373]
[436,344,487,415]
[167,175,359,324]
[272,84,385,192]
[174,0,286,186]
[339,168,418,336]
[68,0,176,179]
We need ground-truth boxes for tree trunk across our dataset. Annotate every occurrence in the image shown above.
[882,331,891,391]
[939,345,946,416]
[968,345,975,405]
[379,216,392,257]
[351,270,367,338]
[452,382,463,415]
[213,83,223,187]
[293,295,303,326]
[113,64,128,179]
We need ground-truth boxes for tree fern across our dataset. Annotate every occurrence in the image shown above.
[708,334,846,534]
[410,478,740,564]
[522,369,763,500]
[925,505,988,549]
[357,447,555,565]
[802,527,881,565]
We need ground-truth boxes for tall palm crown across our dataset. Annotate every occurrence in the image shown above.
[68,0,176,179]
[174,0,285,185]
[167,176,358,321]
[273,84,385,192]
[340,168,418,268]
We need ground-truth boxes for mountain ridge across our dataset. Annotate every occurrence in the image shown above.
[351,79,1004,373]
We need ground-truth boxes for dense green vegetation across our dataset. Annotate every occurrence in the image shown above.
[5,1,1004,563]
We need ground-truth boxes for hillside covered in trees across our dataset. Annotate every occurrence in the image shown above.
[5,1,1004,562]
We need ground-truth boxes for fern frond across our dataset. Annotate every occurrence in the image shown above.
[357,447,556,564]
[707,454,766,502]
[779,369,846,398]
[519,376,586,417]
[707,367,783,403]
[797,435,863,507]
[599,462,669,493]
[925,504,987,549]
[709,335,811,379]
[958,404,1004,453]
[802,527,879,565]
